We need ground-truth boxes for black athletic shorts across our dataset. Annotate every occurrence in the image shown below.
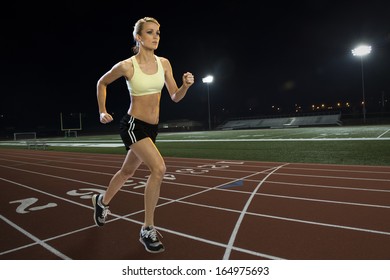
[119,114,158,151]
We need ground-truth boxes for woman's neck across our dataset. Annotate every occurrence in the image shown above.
[136,50,156,64]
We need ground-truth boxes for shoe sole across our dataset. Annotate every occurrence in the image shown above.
[139,238,165,253]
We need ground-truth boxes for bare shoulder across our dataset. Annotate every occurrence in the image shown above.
[116,57,134,71]
[157,56,172,70]
[110,57,134,78]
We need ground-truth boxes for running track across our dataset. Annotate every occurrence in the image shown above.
[1,148,390,260]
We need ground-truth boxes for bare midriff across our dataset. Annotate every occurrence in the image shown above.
[128,92,161,124]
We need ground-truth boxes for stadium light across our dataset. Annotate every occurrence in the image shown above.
[352,45,371,123]
[202,75,214,130]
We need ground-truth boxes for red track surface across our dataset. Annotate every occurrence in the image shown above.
[1,148,390,260]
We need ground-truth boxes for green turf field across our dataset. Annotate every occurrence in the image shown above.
[1,125,390,166]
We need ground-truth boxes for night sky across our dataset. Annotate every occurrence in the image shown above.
[2,0,390,133]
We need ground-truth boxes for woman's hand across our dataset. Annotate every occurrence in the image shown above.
[182,72,194,88]
[99,112,114,124]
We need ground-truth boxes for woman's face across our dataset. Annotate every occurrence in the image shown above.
[138,22,160,50]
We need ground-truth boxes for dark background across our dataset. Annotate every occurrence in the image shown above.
[2,0,390,136]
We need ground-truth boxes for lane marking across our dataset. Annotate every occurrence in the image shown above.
[2,156,389,188]
[2,152,390,260]
[2,171,390,260]
[2,152,390,178]
[0,176,283,260]
[2,162,390,210]
[223,164,288,260]
[0,214,71,259]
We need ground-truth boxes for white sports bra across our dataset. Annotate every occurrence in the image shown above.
[126,55,165,96]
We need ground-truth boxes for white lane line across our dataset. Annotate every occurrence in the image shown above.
[249,212,390,237]
[276,172,390,183]
[178,199,390,236]
[2,151,390,182]
[2,155,390,260]
[2,156,389,192]
[2,158,390,213]
[223,164,288,260]
[2,160,390,210]
[2,170,390,260]
[0,214,71,259]
[258,192,390,209]
[0,176,283,260]
[266,180,390,194]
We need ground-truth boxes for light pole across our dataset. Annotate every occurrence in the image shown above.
[352,45,371,123]
[202,75,213,130]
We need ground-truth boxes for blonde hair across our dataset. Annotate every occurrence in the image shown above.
[132,17,160,54]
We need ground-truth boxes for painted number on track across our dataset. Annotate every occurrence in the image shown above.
[175,164,230,175]
[67,188,105,199]
[9,198,57,214]
[197,164,229,169]
[175,168,209,174]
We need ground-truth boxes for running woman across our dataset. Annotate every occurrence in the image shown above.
[92,17,194,253]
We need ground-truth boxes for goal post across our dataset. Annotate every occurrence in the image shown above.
[60,112,82,137]
[14,132,37,141]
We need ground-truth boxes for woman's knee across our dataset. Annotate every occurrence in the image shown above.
[150,161,166,180]
[120,166,137,178]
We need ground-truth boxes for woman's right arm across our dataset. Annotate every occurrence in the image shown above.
[97,60,132,124]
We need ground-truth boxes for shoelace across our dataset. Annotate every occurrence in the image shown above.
[102,207,111,218]
[97,195,110,218]
[145,227,163,242]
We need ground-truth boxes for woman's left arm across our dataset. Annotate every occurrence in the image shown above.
[162,57,194,103]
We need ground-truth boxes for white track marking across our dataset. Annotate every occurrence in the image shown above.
[2,151,390,178]
[1,152,390,260]
[2,169,390,259]
[2,161,389,208]
[1,156,389,188]
[223,164,288,260]
[0,176,283,260]
[0,214,71,259]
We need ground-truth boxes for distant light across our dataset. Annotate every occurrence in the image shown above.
[351,45,372,56]
[202,75,214,84]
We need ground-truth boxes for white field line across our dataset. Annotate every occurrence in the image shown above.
[1,137,390,148]
[377,128,390,138]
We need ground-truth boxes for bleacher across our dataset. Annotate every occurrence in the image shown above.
[218,113,342,130]
[13,132,49,150]
[159,119,203,132]
[26,140,48,150]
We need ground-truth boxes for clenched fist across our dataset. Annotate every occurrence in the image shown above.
[183,72,194,88]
